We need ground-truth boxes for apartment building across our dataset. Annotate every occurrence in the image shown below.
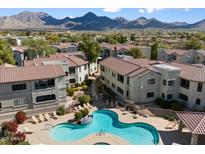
[0,65,66,117]
[100,57,205,111]
[52,43,79,53]
[100,43,151,59]
[24,53,97,87]
[157,48,205,64]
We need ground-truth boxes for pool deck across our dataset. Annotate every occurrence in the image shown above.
[19,107,183,145]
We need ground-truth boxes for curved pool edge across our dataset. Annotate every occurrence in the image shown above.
[49,109,160,145]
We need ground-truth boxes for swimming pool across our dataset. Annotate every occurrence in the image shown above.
[49,110,159,145]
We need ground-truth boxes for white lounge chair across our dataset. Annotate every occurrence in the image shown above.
[32,116,39,124]
[83,103,88,109]
[44,113,51,121]
[52,112,59,119]
[22,127,33,134]
[39,114,45,122]
[78,105,83,110]
[86,103,92,109]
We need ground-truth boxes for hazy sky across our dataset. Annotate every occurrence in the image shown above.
[0,8,204,23]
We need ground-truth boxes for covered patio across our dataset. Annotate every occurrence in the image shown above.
[176,111,205,145]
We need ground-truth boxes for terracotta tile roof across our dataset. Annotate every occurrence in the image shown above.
[169,62,205,82]
[0,65,65,84]
[52,43,78,49]
[12,46,28,53]
[176,112,205,135]
[100,43,136,51]
[24,54,88,67]
[163,49,189,56]
[100,57,157,77]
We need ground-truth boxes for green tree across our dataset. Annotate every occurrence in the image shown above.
[130,33,136,41]
[79,36,101,63]
[0,40,15,65]
[78,94,91,105]
[151,42,159,60]
[22,38,56,59]
[47,34,60,44]
[185,38,203,50]
[129,48,143,58]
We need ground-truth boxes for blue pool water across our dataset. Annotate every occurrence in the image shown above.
[49,110,159,145]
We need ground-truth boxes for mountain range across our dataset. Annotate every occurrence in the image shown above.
[0,11,205,30]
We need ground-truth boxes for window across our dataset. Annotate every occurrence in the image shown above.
[79,67,81,72]
[35,79,55,90]
[148,79,155,85]
[69,79,76,83]
[12,84,27,91]
[112,71,116,78]
[65,72,69,76]
[14,98,27,106]
[117,74,124,84]
[84,65,87,70]
[161,93,165,99]
[163,80,167,86]
[127,77,129,85]
[117,86,124,95]
[197,83,203,92]
[167,94,173,100]
[36,94,56,102]
[101,75,105,81]
[0,102,2,108]
[147,92,154,98]
[197,56,200,61]
[101,65,105,72]
[196,99,201,105]
[168,80,175,86]
[69,67,75,74]
[106,79,110,85]
[80,77,81,82]
[127,90,129,97]
[180,79,190,89]
[179,93,188,102]
[112,83,116,89]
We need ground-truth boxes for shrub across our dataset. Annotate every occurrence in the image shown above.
[67,88,74,96]
[4,121,18,133]
[74,112,82,121]
[56,106,65,116]
[75,83,80,87]
[164,115,176,121]
[73,96,77,100]
[80,108,89,117]
[73,87,79,91]
[12,132,26,145]
[155,98,171,109]
[80,81,87,86]
[170,101,183,111]
[85,80,91,86]
[15,111,27,124]
[78,94,91,105]
[155,98,163,106]
[17,141,30,145]
[82,85,88,91]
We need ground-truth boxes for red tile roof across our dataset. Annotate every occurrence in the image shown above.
[24,54,88,67]
[100,57,158,77]
[100,43,136,51]
[169,62,205,82]
[0,65,65,84]
[176,112,205,135]
[162,49,189,56]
